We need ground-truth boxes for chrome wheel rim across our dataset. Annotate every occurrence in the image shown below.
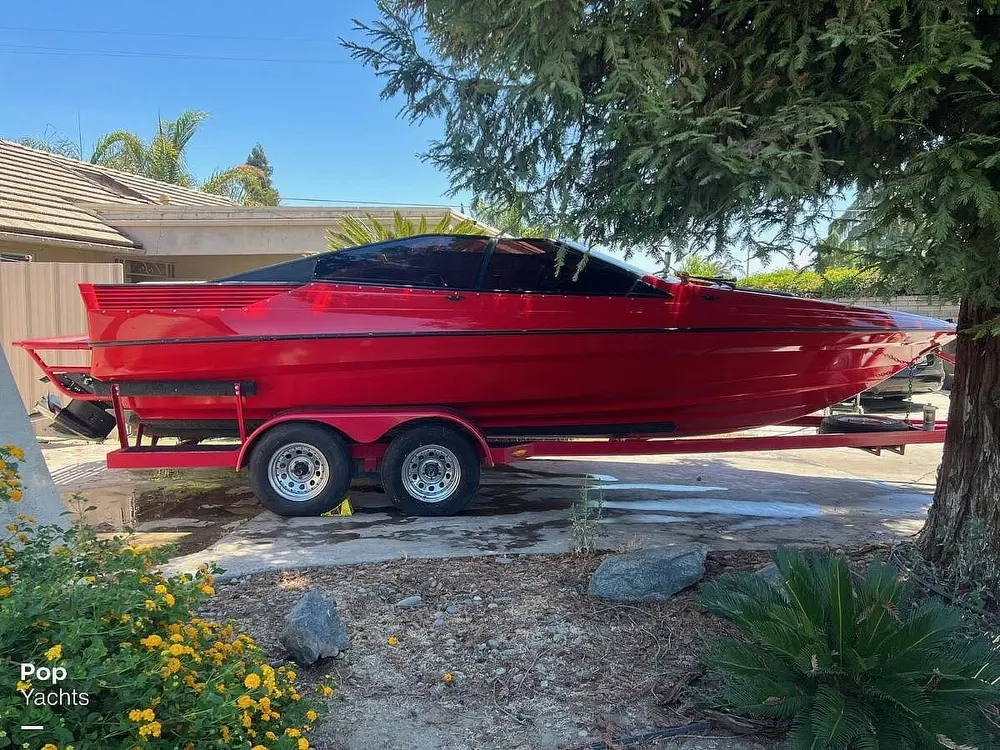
[267,442,330,502]
[401,444,461,503]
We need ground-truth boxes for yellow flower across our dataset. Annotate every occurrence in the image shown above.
[138,721,162,738]
[44,644,62,661]
[16,680,30,691]
[443,672,455,685]
[0,566,9,575]
[144,599,157,611]
[237,695,255,709]
[244,673,262,689]
[298,739,310,750]
[15,514,35,522]
[10,490,23,502]
[140,634,163,649]
[169,633,184,643]
[7,446,25,460]
[306,709,318,722]
[162,657,181,676]
[241,711,253,729]
[252,746,267,750]
[0,586,11,598]
[84,575,96,584]
[163,593,176,607]
[265,731,277,740]
[220,726,231,742]
[128,708,154,722]
[387,636,399,647]
[4,524,16,532]
[286,728,302,738]
[40,744,56,750]
[319,685,334,697]
[15,533,28,543]
[153,584,167,594]
[200,584,215,596]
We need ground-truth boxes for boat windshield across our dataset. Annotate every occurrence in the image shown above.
[215,234,667,296]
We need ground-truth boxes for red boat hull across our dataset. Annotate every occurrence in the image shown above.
[77,281,954,438]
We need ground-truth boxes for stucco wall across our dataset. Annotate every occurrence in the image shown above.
[163,253,306,281]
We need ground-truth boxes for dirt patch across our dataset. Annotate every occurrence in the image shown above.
[205,551,774,750]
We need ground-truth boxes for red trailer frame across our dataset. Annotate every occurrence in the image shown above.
[20,338,948,475]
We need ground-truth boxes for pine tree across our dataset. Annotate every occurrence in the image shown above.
[346,0,1000,567]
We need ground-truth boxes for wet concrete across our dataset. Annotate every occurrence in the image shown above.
[43,444,262,556]
[40,394,950,578]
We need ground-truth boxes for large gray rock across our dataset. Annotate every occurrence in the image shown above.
[754,562,784,589]
[589,545,708,602]
[280,589,350,665]
[0,352,67,530]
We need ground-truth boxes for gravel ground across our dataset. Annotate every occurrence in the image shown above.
[205,551,775,750]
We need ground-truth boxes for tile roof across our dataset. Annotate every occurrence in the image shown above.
[0,139,234,250]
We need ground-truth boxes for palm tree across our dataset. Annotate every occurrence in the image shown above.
[19,111,280,206]
[89,110,210,187]
[326,210,488,250]
[201,165,280,207]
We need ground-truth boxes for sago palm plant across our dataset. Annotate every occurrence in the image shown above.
[700,548,1000,749]
[326,210,488,249]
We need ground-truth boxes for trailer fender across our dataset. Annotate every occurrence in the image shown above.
[235,408,494,470]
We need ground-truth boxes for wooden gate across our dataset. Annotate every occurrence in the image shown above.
[1,261,124,409]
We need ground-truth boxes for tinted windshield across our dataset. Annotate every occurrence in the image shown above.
[484,238,665,296]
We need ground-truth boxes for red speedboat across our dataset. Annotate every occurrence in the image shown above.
[17,234,954,516]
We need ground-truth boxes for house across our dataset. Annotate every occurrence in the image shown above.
[0,138,490,408]
[0,139,487,281]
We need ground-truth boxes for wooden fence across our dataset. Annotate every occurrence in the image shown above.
[1,261,123,410]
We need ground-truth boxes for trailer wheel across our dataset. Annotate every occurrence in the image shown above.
[248,423,353,516]
[381,425,481,516]
[818,415,914,434]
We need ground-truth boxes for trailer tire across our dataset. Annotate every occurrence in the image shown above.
[818,415,914,434]
[248,423,353,517]
[381,425,481,516]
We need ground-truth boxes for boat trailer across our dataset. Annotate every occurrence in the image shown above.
[22,336,949,470]
[20,336,949,516]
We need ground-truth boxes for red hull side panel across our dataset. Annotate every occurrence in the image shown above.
[81,281,954,438]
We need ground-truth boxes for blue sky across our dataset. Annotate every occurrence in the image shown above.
[0,2,808,274]
[0,0,462,209]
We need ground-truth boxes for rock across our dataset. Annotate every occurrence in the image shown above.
[280,589,350,665]
[445,604,462,614]
[589,545,708,602]
[473,595,483,602]
[754,562,784,589]
[495,556,514,565]
[395,595,423,608]
[433,617,446,628]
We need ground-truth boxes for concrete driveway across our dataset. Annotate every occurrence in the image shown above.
[41,394,948,579]
[164,431,944,579]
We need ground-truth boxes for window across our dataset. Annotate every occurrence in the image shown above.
[482,239,666,296]
[313,235,491,289]
[116,258,176,283]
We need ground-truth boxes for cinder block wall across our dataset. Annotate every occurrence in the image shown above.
[831,295,960,321]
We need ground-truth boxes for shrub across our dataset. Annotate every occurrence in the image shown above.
[0,444,327,749]
[700,548,1000,749]
[740,266,882,298]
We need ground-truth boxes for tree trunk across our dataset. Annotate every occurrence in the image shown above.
[920,296,1000,562]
